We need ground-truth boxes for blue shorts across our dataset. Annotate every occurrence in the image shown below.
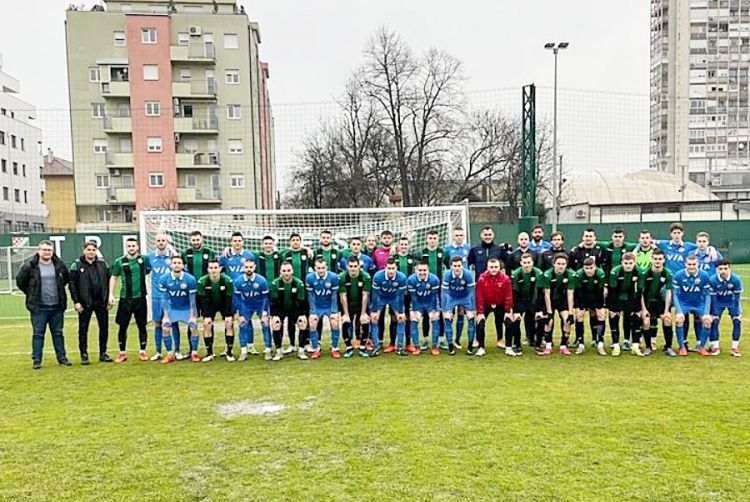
[151,297,164,322]
[677,304,707,317]
[411,302,437,315]
[238,308,266,320]
[167,308,191,325]
[711,303,741,318]
[371,300,404,315]
[309,307,337,318]
[443,299,475,313]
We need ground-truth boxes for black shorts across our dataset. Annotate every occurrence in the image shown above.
[116,297,147,327]
[203,305,234,320]
[608,298,640,314]
[551,298,571,313]
[514,300,541,314]
[274,309,307,329]
[575,296,605,310]
[646,300,666,318]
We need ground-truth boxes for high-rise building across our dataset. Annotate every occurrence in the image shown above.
[0,53,47,233]
[651,0,750,200]
[65,0,275,229]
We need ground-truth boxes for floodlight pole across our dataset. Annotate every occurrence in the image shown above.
[546,42,568,232]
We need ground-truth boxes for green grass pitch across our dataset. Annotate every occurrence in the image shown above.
[0,267,749,501]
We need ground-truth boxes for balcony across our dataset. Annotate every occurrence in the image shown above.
[175,151,221,168]
[101,81,130,97]
[102,116,132,133]
[170,43,216,63]
[174,116,219,134]
[178,186,221,204]
[106,187,136,204]
[172,80,216,99]
[105,151,134,167]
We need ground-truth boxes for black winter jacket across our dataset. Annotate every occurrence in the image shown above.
[16,254,70,312]
[69,255,110,308]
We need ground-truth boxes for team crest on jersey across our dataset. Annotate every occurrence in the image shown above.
[137,258,143,264]
[302,255,307,261]
[632,276,638,282]
[324,282,331,288]
[358,282,363,287]
[530,277,536,282]
[240,257,247,264]
[219,285,225,291]
[391,282,397,287]
[562,278,568,284]
[460,280,465,286]
[728,284,734,289]
[291,287,298,293]
[180,282,187,290]
[660,277,666,283]
[253,283,259,289]
[695,278,701,284]
[203,253,209,260]
[407,258,413,264]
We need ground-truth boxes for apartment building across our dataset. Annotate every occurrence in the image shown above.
[65,0,275,229]
[651,0,750,200]
[0,53,47,233]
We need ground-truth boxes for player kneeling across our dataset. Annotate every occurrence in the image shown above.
[370,258,408,356]
[476,258,514,357]
[442,256,477,356]
[158,256,199,363]
[270,261,308,361]
[406,261,441,356]
[305,258,340,359]
[574,257,607,356]
[709,259,743,357]
[197,259,234,362]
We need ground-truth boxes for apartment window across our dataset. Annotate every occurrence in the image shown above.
[147,137,163,152]
[1,160,5,172]
[185,173,197,187]
[92,103,106,118]
[95,173,110,188]
[39,166,43,179]
[120,137,133,153]
[227,104,241,119]
[111,66,129,82]
[12,163,18,175]
[224,34,239,49]
[230,174,245,188]
[228,139,243,154]
[149,172,164,187]
[93,139,108,154]
[121,173,134,188]
[117,103,130,117]
[180,69,192,82]
[145,101,161,116]
[14,189,20,203]
[178,33,190,46]
[10,135,17,148]
[23,191,27,204]
[143,65,159,81]
[0,131,4,145]
[22,165,26,177]
[225,69,240,84]
[141,28,157,44]
[97,208,112,222]
[20,139,24,151]
[114,31,126,46]
[2,187,7,201]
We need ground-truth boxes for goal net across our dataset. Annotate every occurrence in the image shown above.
[139,206,469,259]
[0,246,38,294]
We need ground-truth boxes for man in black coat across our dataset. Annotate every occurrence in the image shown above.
[16,240,71,369]
[468,226,511,276]
[69,240,113,365]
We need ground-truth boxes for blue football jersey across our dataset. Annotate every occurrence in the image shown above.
[372,270,407,301]
[656,240,697,276]
[406,272,441,311]
[672,269,711,314]
[305,271,340,311]
[233,272,269,314]
[709,272,742,309]
[340,253,375,274]
[158,272,197,311]
[220,250,256,281]
[147,251,173,298]
[691,248,723,275]
[444,243,471,267]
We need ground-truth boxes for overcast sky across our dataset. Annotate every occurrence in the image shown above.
[0,0,651,176]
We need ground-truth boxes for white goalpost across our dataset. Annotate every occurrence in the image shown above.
[138,206,470,256]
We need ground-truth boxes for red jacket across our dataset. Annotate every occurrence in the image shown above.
[475,270,513,313]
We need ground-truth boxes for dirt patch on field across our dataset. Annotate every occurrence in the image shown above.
[217,401,286,418]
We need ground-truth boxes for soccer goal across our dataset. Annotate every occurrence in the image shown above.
[0,246,37,294]
[138,206,470,255]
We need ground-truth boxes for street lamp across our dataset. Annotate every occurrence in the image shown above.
[545,42,569,231]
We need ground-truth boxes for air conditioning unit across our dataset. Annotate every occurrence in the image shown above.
[189,25,202,36]
[110,168,121,177]
[575,209,588,219]
[711,174,722,186]
[174,133,181,143]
